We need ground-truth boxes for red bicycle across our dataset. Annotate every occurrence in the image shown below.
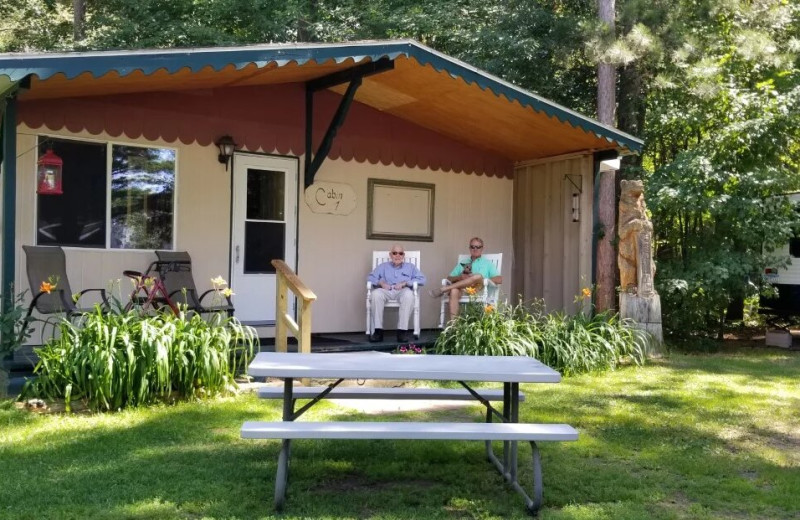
[123,262,180,314]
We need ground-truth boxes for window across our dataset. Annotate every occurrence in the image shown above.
[244,168,285,274]
[790,237,800,258]
[37,137,176,250]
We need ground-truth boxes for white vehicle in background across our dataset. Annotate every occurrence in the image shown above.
[761,192,800,327]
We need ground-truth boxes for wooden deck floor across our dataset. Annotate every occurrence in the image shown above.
[257,329,441,353]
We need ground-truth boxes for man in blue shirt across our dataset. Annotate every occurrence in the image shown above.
[429,237,502,321]
[368,244,426,343]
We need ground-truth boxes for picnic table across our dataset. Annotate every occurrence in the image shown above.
[242,351,578,514]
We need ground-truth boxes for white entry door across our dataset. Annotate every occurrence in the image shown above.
[231,153,298,324]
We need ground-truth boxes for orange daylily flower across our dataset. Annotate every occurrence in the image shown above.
[582,287,592,298]
[40,281,55,294]
[465,286,477,296]
[484,304,494,313]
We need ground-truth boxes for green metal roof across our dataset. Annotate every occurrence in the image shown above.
[0,40,642,153]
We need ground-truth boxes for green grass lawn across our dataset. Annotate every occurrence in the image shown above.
[1,348,798,519]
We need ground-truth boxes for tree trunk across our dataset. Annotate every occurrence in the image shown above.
[595,0,617,313]
[73,0,86,43]
[596,0,616,125]
[618,64,645,177]
[297,0,318,42]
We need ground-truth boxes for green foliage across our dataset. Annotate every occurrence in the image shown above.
[435,298,650,376]
[435,299,540,357]
[0,0,73,52]
[531,309,650,376]
[24,307,257,411]
[646,1,800,337]
[0,289,33,357]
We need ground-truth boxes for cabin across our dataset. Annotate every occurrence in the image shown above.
[0,40,642,338]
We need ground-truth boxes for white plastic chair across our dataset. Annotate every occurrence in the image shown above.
[366,250,421,338]
[438,253,502,328]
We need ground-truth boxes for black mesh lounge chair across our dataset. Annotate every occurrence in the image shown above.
[152,250,234,317]
[21,245,110,325]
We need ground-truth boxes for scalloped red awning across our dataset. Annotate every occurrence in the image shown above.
[19,83,514,178]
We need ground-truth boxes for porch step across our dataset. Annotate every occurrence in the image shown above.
[240,320,276,327]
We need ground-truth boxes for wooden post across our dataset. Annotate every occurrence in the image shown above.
[299,300,312,355]
[275,272,288,353]
[271,260,316,364]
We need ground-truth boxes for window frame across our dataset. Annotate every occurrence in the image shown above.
[35,134,179,252]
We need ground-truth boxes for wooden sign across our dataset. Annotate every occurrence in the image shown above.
[304,182,356,215]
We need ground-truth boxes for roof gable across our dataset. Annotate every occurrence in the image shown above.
[0,40,642,160]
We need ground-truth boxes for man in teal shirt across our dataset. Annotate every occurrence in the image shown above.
[429,237,502,321]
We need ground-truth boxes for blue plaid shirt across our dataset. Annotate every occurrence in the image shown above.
[368,262,426,287]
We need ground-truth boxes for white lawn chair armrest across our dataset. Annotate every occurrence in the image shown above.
[441,278,452,287]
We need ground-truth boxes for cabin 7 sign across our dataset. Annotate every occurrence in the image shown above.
[304,182,356,215]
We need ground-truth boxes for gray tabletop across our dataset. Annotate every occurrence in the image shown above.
[248,351,561,383]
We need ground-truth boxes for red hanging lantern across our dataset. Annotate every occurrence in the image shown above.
[37,149,63,195]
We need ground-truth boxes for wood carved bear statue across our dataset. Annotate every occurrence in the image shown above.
[618,179,656,295]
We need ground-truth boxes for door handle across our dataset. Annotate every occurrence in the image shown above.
[235,245,240,264]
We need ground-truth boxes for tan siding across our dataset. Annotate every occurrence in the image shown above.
[15,124,513,336]
[513,155,593,313]
[299,159,514,333]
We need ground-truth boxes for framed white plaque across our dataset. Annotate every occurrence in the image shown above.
[367,178,434,242]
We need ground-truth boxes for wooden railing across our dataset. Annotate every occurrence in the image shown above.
[271,259,317,355]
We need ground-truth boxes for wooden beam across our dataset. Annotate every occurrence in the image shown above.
[304,58,394,188]
[307,57,394,92]
[305,76,361,187]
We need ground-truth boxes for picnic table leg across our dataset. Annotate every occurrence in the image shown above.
[485,382,542,514]
[503,440,543,515]
[484,405,493,461]
[510,382,519,481]
[523,441,543,514]
[274,378,294,511]
[502,382,511,477]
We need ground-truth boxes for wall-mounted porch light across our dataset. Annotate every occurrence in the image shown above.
[37,149,64,195]
[572,193,580,222]
[215,135,237,171]
[565,174,582,222]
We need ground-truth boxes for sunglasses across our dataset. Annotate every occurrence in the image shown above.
[391,251,405,256]
[469,245,483,250]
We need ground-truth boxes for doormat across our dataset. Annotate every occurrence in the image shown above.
[258,336,355,347]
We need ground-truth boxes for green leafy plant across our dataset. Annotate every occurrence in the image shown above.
[24,306,257,411]
[0,288,34,357]
[530,309,650,376]
[436,290,651,376]
[435,293,540,358]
